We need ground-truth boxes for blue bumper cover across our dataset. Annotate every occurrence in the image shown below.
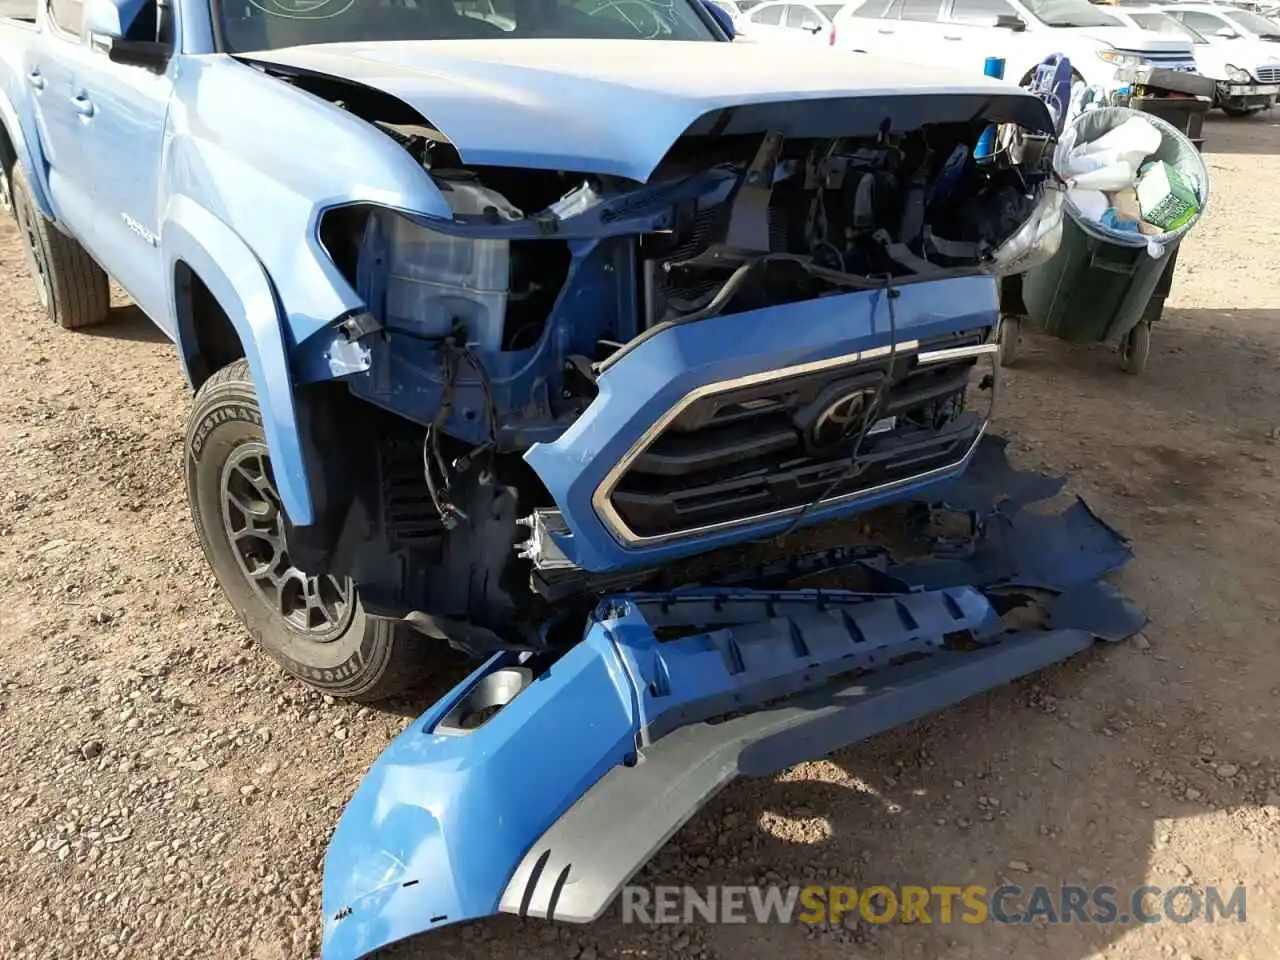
[525,274,1000,573]
[321,438,1146,960]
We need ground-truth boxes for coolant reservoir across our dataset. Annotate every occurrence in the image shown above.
[361,179,518,353]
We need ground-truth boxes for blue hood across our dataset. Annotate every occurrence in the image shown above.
[241,39,1053,182]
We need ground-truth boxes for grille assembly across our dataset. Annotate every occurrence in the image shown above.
[594,328,999,545]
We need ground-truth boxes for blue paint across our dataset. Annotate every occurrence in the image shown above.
[320,634,639,960]
[320,585,1001,959]
[975,57,1007,160]
[700,0,736,38]
[525,275,1001,573]
[0,0,1052,535]
[319,441,1145,959]
[1029,54,1074,134]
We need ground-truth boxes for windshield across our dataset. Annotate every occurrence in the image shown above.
[1227,9,1280,35]
[1131,11,1207,42]
[1021,0,1124,28]
[218,0,718,53]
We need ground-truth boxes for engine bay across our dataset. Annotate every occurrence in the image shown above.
[289,95,1064,652]
[336,115,1061,366]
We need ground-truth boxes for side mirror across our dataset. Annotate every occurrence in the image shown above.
[702,0,737,37]
[994,13,1027,31]
[85,0,174,71]
[1215,26,1239,38]
[83,0,133,38]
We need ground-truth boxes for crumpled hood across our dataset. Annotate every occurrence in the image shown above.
[240,39,1052,182]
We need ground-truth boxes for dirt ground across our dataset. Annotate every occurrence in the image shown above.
[1,112,1278,960]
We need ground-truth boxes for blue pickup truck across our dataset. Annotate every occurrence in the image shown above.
[2,2,1133,956]
[0,0,1066,701]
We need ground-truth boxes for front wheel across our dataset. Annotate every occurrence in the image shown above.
[186,360,429,701]
[999,316,1022,367]
[0,162,12,217]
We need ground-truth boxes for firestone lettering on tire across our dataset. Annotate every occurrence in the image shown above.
[285,649,367,684]
[190,403,263,460]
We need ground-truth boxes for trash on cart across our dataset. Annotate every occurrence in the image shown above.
[1055,111,1204,259]
[1136,159,1200,231]
[1006,106,1210,375]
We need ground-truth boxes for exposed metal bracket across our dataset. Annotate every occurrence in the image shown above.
[517,509,579,571]
[723,131,785,253]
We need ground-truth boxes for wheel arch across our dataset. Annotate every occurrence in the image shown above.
[163,194,315,527]
[0,87,54,218]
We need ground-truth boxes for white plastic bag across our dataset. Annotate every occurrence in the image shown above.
[1068,187,1108,222]
[1075,116,1162,161]
[1068,159,1138,193]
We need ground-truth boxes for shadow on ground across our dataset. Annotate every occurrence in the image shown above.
[997,308,1280,440]
[1201,112,1280,156]
[76,304,171,343]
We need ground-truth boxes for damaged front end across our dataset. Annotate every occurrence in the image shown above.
[321,438,1145,960]
[285,74,1065,634]
[250,62,1089,959]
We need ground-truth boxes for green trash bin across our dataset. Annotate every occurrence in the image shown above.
[1016,106,1210,374]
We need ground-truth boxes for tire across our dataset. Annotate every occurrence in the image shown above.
[186,360,429,701]
[999,316,1021,368]
[1120,322,1151,376]
[9,164,110,329]
[0,162,12,218]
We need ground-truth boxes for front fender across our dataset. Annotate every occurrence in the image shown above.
[0,83,54,218]
[162,195,314,526]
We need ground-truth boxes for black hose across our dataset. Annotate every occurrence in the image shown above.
[773,275,900,543]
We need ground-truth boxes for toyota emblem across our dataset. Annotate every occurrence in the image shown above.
[810,388,878,449]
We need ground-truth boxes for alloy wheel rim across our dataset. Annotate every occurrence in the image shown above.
[219,441,354,641]
[15,194,50,309]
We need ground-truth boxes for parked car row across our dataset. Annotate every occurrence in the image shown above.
[725,0,1279,115]
[1109,4,1280,114]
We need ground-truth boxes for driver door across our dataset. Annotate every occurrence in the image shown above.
[865,0,950,69]
[935,0,1027,73]
[25,0,95,238]
[784,2,830,44]
[73,2,174,329]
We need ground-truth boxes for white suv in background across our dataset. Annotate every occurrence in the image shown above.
[831,0,1199,94]
[1110,6,1280,114]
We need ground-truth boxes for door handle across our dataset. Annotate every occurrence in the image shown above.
[72,94,95,119]
[876,27,894,33]
[27,70,45,91]
[943,34,962,40]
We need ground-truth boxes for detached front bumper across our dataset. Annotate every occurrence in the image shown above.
[321,437,1146,960]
